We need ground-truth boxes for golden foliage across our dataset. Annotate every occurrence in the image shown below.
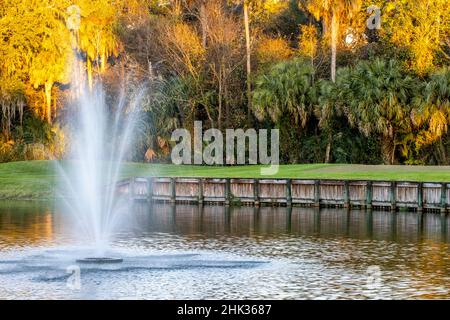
[160,21,205,79]
[303,0,362,28]
[377,0,450,75]
[0,0,123,125]
[75,0,121,87]
[299,24,318,59]
[246,0,289,24]
[256,36,293,65]
[0,0,72,123]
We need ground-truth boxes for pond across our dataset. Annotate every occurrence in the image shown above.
[0,201,449,299]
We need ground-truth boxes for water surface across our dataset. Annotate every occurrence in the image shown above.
[0,201,449,299]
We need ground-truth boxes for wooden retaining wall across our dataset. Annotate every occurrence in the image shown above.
[116,178,450,213]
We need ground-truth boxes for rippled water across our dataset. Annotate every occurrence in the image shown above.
[0,201,449,299]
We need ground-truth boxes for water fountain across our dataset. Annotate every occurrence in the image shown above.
[55,64,141,263]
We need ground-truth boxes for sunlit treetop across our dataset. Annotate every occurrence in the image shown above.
[369,0,450,75]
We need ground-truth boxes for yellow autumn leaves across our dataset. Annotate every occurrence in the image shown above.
[0,0,121,125]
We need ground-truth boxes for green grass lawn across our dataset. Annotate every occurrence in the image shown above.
[0,160,449,200]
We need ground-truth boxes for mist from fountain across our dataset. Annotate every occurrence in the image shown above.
[56,63,142,257]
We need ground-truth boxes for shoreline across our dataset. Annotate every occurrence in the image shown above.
[0,160,450,200]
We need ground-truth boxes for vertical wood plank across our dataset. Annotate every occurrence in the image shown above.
[254,179,260,206]
[441,183,447,214]
[286,179,292,207]
[343,180,349,208]
[225,178,231,206]
[170,177,176,203]
[390,181,396,211]
[366,181,372,209]
[314,180,320,207]
[130,177,136,201]
[198,178,203,204]
[147,177,153,201]
[417,182,423,212]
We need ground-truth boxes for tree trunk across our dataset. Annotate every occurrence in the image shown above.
[224,71,230,128]
[330,11,338,83]
[200,1,207,48]
[381,131,395,165]
[439,140,447,164]
[390,129,396,164]
[44,82,53,124]
[381,141,391,164]
[243,2,252,124]
[325,132,332,163]
[391,146,395,165]
[218,66,223,130]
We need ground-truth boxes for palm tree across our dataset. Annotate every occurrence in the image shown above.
[337,59,418,164]
[300,0,361,82]
[315,78,339,162]
[253,59,316,127]
[413,68,450,162]
[233,0,288,124]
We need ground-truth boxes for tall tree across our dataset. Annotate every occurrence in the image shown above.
[414,68,450,163]
[300,0,361,82]
[315,79,338,162]
[230,0,289,125]
[253,59,316,128]
[75,0,120,89]
[0,0,71,123]
[373,0,450,75]
[337,59,419,164]
[253,59,317,162]
[243,1,252,124]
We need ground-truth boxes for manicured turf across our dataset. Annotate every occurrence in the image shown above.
[0,160,449,200]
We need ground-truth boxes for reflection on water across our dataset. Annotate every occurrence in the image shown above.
[0,202,56,249]
[0,201,449,299]
[128,204,449,242]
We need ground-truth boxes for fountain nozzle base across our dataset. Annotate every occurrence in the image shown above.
[76,257,123,264]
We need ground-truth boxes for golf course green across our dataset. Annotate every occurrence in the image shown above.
[0,160,449,200]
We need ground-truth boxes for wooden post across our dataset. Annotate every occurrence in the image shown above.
[147,177,153,202]
[130,177,136,201]
[441,183,447,215]
[417,182,423,213]
[170,177,176,203]
[343,180,350,208]
[366,181,372,209]
[286,179,292,207]
[225,178,231,206]
[314,180,320,208]
[254,179,260,207]
[198,178,204,205]
[390,181,396,211]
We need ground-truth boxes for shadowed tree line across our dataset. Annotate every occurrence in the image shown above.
[0,0,449,165]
